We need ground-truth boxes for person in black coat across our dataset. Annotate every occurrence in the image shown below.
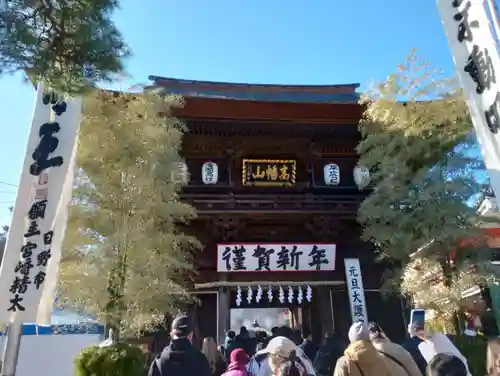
[402,322,427,376]
[148,315,212,376]
[225,330,238,360]
[313,331,346,376]
[299,328,318,362]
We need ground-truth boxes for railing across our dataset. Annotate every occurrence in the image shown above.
[180,193,363,215]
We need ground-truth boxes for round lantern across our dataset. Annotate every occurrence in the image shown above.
[174,162,189,184]
[202,161,219,185]
[324,163,340,186]
[353,165,370,190]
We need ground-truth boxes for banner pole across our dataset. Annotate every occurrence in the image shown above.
[0,323,22,376]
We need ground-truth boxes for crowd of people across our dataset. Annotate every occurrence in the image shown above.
[148,314,500,376]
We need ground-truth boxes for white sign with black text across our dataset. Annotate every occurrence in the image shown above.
[0,83,81,325]
[217,243,336,272]
[344,258,368,324]
[437,0,500,201]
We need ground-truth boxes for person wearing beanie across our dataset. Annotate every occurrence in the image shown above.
[148,315,212,376]
[333,322,391,376]
[222,348,250,376]
[348,322,370,343]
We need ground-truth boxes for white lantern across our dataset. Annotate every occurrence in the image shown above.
[202,161,219,185]
[324,163,340,185]
[174,162,190,184]
[353,164,370,190]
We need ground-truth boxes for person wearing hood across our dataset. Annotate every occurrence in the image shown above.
[333,322,391,376]
[368,322,423,376]
[222,348,250,376]
[148,315,212,376]
[248,336,316,376]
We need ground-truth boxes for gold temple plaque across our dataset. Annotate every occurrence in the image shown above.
[242,159,296,187]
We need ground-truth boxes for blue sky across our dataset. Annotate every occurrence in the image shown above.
[0,0,486,225]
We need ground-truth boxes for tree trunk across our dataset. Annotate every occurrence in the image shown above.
[105,266,121,340]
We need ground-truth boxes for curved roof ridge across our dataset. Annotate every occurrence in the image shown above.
[148,76,360,92]
[147,76,360,104]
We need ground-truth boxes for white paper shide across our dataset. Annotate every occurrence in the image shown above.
[436,0,500,201]
[0,83,81,325]
[217,243,336,272]
[344,258,368,324]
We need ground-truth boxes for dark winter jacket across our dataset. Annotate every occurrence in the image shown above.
[148,337,212,376]
[313,337,346,376]
[225,338,239,360]
[402,336,427,376]
[300,339,319,362]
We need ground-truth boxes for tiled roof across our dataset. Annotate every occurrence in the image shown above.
[146,76,360,104]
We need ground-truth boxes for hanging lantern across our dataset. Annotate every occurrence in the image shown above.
[174,162,190,184]
[236,286,242,307]
[267,286,273,302]
[324,163,340,186]
[278,286,285,304]
[353,164,370,190]
[287,286,294,304]
[202,161,219,185]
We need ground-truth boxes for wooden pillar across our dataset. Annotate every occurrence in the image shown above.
[217,286,230,345]
[317,286,334,336]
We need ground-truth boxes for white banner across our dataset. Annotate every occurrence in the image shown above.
[344,258,368,324]
[0,83,81,325]
[217,243,335,272]
[437,0,500,200]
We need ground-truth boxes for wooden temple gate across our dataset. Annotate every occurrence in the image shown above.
[145,77,409,346]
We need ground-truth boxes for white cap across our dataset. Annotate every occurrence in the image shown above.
[264,336,297,358]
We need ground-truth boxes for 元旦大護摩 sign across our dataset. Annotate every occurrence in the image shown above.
[344,258,368,324]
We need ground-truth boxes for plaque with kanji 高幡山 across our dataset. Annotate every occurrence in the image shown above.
[242,159,296,187]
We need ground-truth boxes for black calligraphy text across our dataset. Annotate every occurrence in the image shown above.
[253,245,275,271]
[464,45,496,94]
[29,122,64,176]
[222,246,247,271]
[453,0,479,43]
[308,245,329,270]
[485,92,500,134]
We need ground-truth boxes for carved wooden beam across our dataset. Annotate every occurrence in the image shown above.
[207,215,246,241]
[305,215,345,242]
